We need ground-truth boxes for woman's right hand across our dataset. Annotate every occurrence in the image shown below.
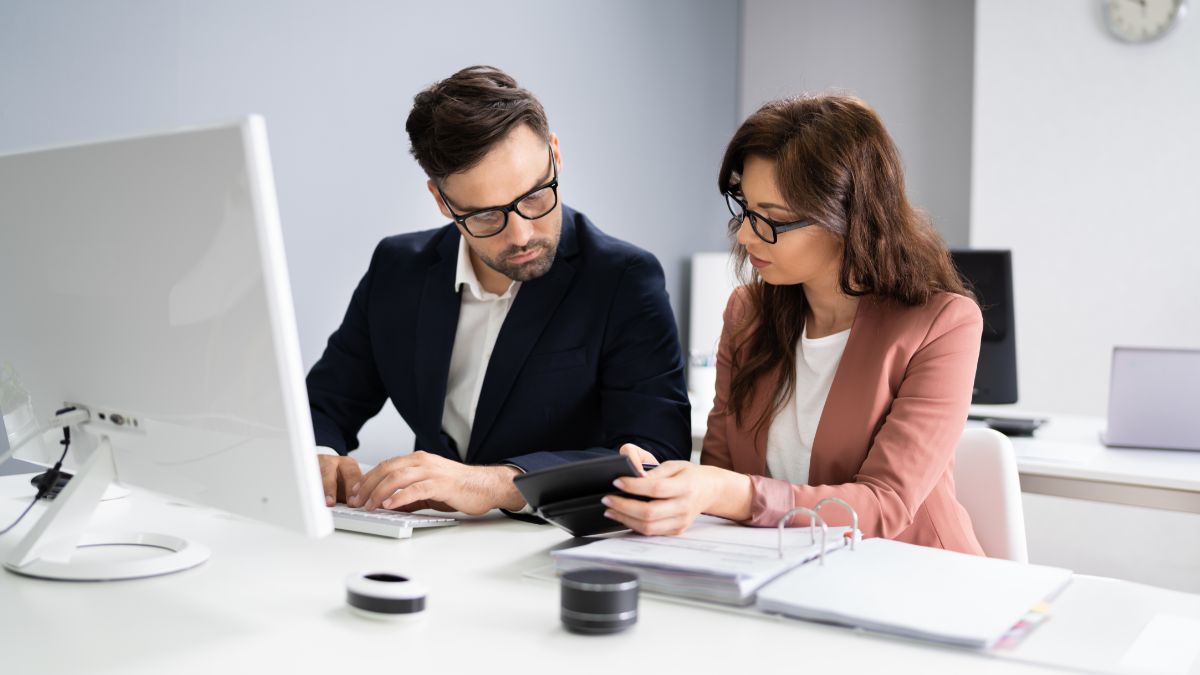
[618,443,659,476]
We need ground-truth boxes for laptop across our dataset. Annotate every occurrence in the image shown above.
[1103,347,1200,451]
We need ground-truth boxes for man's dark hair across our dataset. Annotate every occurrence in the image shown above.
[406,65,550,181]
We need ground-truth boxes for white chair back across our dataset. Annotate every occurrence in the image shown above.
[952,427,1029,563]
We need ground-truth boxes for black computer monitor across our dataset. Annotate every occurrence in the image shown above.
[951,249,1018,404]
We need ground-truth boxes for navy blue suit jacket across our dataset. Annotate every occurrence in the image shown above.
[306,205,691,473]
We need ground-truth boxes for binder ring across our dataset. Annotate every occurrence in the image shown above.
[776,507,828,564]
[814,497,859,551]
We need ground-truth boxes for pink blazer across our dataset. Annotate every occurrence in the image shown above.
[701,288,985,556]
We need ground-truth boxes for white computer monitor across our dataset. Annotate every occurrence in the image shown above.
[0,117,332,580]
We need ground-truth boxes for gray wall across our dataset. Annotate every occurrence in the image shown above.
[972,0,1200,415]
[739,0,975,246]
[0,0,738,463]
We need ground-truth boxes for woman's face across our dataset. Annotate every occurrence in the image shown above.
[735,154,843,287]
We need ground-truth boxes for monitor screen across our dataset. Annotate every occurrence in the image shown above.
[951,249,1018,404]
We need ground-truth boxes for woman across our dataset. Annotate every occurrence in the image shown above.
[605,94,984,554]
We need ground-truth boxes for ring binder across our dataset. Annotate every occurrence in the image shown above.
[814,497,859,551]
[775,507,827,563]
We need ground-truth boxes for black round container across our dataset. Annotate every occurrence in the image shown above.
[560,569,639,634]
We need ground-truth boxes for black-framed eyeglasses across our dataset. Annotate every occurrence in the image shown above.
[724,191,814,244]
[437,146,559,238]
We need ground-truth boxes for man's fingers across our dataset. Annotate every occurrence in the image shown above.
[338,461,364,505]
[353,461,397,508]
[319,458,337,506]
[363,467,427,511]
[380,480,434,511]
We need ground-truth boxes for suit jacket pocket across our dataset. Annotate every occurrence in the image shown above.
[523,347,587,373]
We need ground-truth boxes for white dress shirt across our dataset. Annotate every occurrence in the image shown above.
[440,237,521,458]
[765,326,851,486]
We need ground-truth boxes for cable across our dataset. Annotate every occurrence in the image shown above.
[0,409,75,536]
[0,405,88,465]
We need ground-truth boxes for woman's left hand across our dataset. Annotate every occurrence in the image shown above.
[602,461,724,536]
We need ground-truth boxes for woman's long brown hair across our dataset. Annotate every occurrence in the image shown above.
[718,94,973,433]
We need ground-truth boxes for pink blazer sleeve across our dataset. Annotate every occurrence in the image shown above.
[742,295,982,536]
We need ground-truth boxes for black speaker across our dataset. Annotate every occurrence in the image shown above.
[950,249,1017,404]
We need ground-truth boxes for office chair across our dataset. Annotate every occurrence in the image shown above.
[952,428,1029,563]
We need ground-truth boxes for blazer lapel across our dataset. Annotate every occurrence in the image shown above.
[746,367,780,474]
[413,228,462,459]
[465,219,579,462]
[808,297,876,483]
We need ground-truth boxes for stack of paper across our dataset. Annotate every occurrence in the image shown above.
[551,516,851,605]
[755,538,1073,649]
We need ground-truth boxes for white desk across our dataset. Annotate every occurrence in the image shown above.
[2,474,1199,675]
[969,409,1200,514]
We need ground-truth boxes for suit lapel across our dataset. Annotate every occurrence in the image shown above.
[414,228,462,459]
[465,217,579,462]
[808,297,875,482]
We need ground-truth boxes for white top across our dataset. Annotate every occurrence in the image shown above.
[440,237,521,458]
[765,326,850,486]
[317,237,520,460]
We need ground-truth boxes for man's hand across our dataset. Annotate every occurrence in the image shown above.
[318,454,364,507]
[350,451,526,516]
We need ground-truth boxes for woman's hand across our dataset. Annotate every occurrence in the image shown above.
[602,461,751,536]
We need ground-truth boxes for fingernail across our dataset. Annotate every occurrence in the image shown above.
[381,499,392,509]
[363,500,373,511]
[601,496,612,507]
[612,479,624,489]
[604,510,616,519]
[325,495,333,506]
[350,482,360,493]
[348,496,359,507]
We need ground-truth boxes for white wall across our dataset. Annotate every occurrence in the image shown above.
[972,0,1200,415]
[740,0,975,247]
[0,0,738,464]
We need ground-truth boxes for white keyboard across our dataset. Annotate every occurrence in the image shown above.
[329,505,458,539]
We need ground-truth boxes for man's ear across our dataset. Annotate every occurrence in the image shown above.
[549,132,563,171]
[427,179,453,219]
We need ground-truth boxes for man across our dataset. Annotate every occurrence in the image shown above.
[307,65,690,516]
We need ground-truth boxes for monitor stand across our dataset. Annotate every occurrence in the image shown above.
[3,435,209,581]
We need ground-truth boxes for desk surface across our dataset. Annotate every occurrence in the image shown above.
[972,409,1200,493]
[2,475,1199,675]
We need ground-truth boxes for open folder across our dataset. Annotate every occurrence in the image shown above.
[552,500,1073,649]
[756,537,1072,649]
[551,515,852,605]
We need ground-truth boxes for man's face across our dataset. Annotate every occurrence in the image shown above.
[430,124,563,283]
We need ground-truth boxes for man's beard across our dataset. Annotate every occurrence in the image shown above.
[479,236,560,282]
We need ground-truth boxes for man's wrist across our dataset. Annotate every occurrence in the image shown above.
[483,464,526,512]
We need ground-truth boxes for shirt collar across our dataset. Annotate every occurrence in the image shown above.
[455,235,518,301]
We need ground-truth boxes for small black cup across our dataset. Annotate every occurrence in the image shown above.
[560,569,639,634]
